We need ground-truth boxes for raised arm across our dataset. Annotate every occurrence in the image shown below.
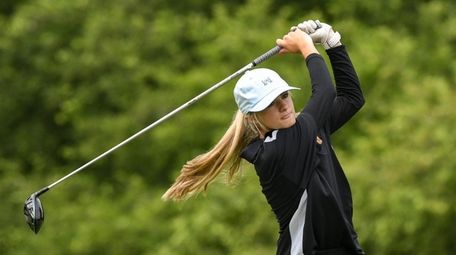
[276,29,336,129]
[302,54,337,129]
[327,45,364,133]
[295,20,364,133]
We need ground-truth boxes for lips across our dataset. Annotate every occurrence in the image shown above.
[281,112,292,120]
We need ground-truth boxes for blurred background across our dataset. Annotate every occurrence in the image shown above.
[1,0,455,254]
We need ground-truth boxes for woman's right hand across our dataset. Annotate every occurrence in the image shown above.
[276,29,319,58]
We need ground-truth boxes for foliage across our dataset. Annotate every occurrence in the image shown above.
[1,0,455,254]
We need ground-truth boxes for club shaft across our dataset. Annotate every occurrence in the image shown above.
[253,46,281,66]
[44,46,281,191]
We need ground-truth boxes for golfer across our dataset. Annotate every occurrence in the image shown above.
[163,20,365,255]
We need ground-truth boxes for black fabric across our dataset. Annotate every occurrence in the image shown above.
[241,45,365,255]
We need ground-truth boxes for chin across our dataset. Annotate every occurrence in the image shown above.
[290,119,297,126]
[283,118,296,128]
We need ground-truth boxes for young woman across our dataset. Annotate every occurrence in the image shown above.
[163,20,365,255]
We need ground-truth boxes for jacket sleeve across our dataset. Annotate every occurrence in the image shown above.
[326,45,365,134]
[301,53,337,130]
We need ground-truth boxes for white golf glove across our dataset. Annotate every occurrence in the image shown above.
[291,20,341,49]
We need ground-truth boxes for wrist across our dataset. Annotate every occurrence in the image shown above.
[300,44,319,58]
[305,52,322,64]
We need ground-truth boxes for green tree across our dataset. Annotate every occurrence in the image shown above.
[1,0,455,254]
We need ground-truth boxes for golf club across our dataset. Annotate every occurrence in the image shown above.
[24,23,322,234]
[23,46,284,235]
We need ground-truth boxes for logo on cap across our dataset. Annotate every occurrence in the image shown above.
[261,77,273,86]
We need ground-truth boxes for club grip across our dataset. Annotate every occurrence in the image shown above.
[251,22,322,66]
[252,45,282,66]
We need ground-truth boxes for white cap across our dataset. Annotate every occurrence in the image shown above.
[233,68,300,114]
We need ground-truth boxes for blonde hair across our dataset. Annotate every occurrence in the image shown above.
[162,110,266,201]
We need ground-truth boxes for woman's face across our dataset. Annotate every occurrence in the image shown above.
[257,91,296,131]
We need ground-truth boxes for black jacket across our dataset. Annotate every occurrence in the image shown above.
[241,46,365,255]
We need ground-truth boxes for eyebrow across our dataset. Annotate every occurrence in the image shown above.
[268,92,289,107]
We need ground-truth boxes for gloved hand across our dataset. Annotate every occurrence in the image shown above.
[291,20,341,50]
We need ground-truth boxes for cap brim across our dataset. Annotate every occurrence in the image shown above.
[249,86,300,113]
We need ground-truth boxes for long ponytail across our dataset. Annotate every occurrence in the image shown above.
[162,110,260,201]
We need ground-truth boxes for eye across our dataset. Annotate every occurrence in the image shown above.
[267,92,290,108]
[281,92,289,99]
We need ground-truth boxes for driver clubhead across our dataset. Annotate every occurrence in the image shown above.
[24,193,44,234]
